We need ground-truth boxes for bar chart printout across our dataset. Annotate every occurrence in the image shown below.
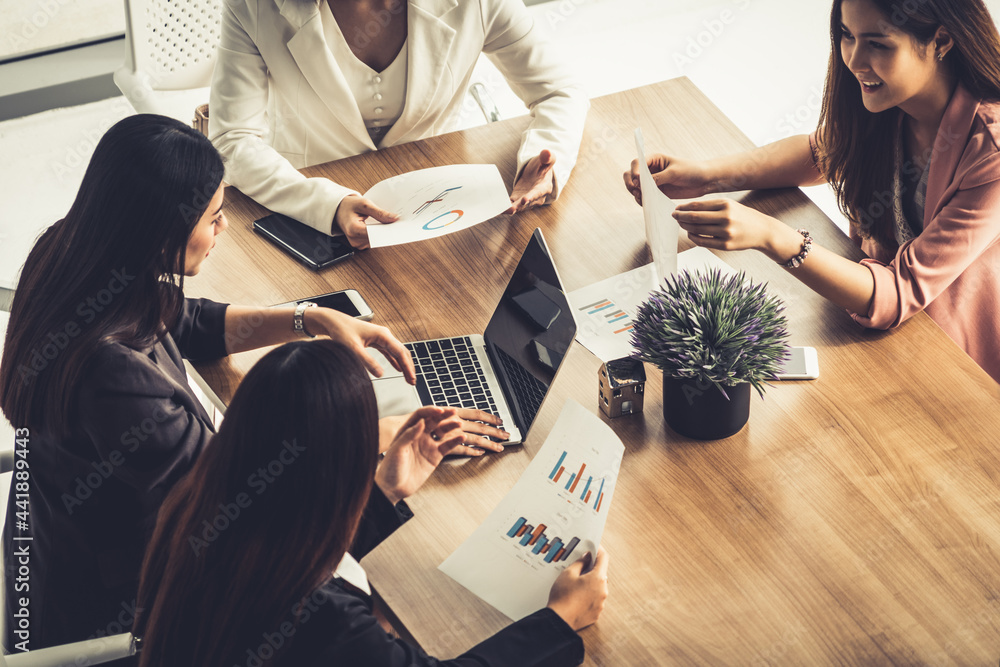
[577,298,633,335]
[549,450,606,512]
[568,248,735,362]
[439,400,624,620]
[506,517,580,564]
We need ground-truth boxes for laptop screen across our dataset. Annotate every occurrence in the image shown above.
[483,229,576,435]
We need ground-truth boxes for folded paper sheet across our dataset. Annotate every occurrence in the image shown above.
[569,247,737,362]
[364,164,511,248]
[635,128,680,281]
[439,400,623,620]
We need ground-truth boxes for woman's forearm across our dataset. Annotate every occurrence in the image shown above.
[707,135,827,193]
[224,306,307,354]
[764,224,875,315]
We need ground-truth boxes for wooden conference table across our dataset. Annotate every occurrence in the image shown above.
[186,78,1000,665]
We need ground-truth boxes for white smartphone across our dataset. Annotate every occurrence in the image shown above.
[776,346,819,380]
[274,289,374,321]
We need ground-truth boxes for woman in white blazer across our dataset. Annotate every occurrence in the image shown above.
[210,0,590,248]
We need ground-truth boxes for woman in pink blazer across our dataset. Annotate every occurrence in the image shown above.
[625,0,1000,383]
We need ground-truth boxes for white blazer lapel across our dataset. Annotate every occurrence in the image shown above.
[381,0,458,146]
[279,0,374,149]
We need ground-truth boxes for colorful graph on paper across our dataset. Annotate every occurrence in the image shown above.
[505,516,580,564]
[413,186,465,230]
[363,164,511,248]
[568,250,737,362]
[439,401,623,620]
[576,297,634,335]
[548,450,607,513]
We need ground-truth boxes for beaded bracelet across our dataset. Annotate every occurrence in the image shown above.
[781,229,813,269]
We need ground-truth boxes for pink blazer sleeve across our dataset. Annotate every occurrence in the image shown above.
[851,151,1000,329]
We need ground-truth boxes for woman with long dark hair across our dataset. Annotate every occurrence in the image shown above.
[0,114,421,651]
[135,340,608,666]
[626,0,1000,382]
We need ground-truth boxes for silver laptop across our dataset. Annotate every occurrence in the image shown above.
[372,229,576,445]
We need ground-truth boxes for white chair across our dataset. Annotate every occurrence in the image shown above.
[1,634,137,665]
[184,360,227,430]
[0,311,14,474]
[470,83,501,124]
[113,0,223,122]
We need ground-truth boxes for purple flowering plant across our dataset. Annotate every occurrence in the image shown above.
[630,268,790,397]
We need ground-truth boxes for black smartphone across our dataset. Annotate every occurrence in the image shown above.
[253,213,353,270]
[273,290,374,321]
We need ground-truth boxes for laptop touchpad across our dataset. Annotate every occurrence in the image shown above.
[368,350,422,417]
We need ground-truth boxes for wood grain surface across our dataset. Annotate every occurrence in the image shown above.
[185,78,1000,666]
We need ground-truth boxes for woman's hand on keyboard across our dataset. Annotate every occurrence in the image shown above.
[449,409,509,454]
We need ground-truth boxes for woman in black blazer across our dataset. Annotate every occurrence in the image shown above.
[0,115,421,652]
[135,340,609,666]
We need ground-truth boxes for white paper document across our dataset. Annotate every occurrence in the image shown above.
[568,247,737,362]
[364,164,511,248]
[635,128,680,281]
[439,400,623,620]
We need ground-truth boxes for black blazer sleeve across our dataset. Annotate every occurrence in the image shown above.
[294,583,583,667]
[169,297,229,361]
[349,487,413,560]
[291,489,584,667]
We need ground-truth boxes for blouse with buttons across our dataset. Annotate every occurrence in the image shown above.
[319,1,408,146]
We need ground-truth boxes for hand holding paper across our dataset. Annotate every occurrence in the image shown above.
[363,164,511,248]
[546,546,610,630]
[335,194,399,249]
[439,400,622,621]
[634,128,681,281]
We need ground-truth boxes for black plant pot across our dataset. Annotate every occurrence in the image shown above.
[662,376,751,440]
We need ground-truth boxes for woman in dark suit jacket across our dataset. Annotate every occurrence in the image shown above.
[0,115,418,652]
[135,340,609,666]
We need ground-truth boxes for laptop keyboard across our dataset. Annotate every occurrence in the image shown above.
[493,345,548,425]
[406,337,498,414]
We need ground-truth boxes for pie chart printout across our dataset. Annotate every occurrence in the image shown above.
[364,164,511,247]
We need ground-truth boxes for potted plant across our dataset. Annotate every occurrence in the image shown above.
[630,268,790,440]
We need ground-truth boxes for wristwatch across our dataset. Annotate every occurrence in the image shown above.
[293,301,318,338]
